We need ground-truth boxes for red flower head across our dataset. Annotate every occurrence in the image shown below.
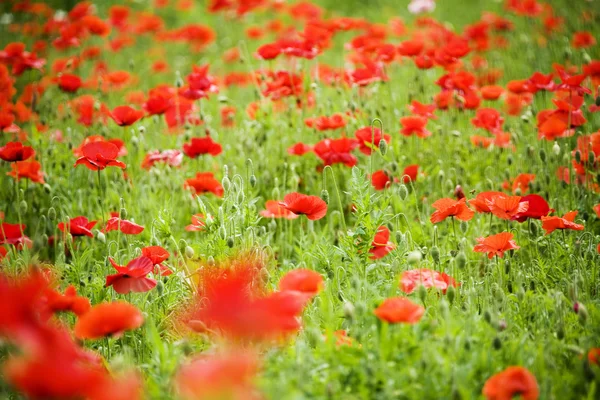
[185,214,208,231]
[408,100,437,119]
[305,114,347,131]
[469,192,506,213]
[287,143,313,156]
[471,107,504,133]
[313,137,358,167]
[103,217,144,235]
[400,268,459,294]
[511,173,535,194]
[184,172,224,197]
[354,127,391,155]
[143,92,173,115]
[511,194,551,222]
[181,64,218,100]
[572,31,596,49]
[74,301,144,339]
[430,198,474,223]
[482,366,539,400]
[0,142,35,162]
[260,200,299,220]
[279,192,327,221]
[374,297,424,324]
[400,116,431,138]
[58,73,82,93]
[183,136,223,158]
[402,164,419,183]
[74,141,126,171]
[141,149,183,169]
[0,222,32,249]
[369,226,395,259]
[371,170,392,190]
[541,211,584,235]
[107,105,144,126]
[142,246,171,276]
[8,161,45,184]
[58,216,97,238]
[44,285,91,317]
[474,232,520,259]
[487,195,528,220]
[105,256,156,294]
[279,269,324,301]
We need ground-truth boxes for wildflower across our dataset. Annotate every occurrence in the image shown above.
[313,138,358,167]
[105,256,156,294]
[0,222,32,249]
[474,232,520,259]
[541,211,584,235]
[279,269,324,300]
[369,226,395,259]
[400,116,431,138]
[141,149,183,169]
[184,172,224,197]
[511,194,551,222]
[487,195,528,220]
[8,160,45,184]
[430,198,474,223]
[57,73,82,93]
[103,217,144,235]
[400,268,459,294]
[279,192,327,221]
[0,142,35,162]
[482,366,539,400]
[74,301,143,340]
[260,201,299,219]
[107,105,144,126]
[74,142,126,171]
[58,216,97,238]
[183,136,222,158]
[354,127,390,155]
[374,297,424,324]
[371,170,392,190]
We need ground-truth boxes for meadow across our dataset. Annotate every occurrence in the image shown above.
[1,0,600,398]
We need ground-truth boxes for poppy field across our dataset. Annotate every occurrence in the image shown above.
[1,0,600,398]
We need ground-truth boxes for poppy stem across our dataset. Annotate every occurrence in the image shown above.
[323,166,346,232]
[97,169,107,226]
[451,217,457,247]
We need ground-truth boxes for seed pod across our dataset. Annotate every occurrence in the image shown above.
[492,336,502,350]
[207,256,215,267]
[539,148,547,162]
[343,302,355,320]
[378,139,388,155]
[48,207,57,221]
[222,176,231,192]
[459,221,468,233]
[321,189,330,204]
[227,237,234,248]
[398,184,409,200]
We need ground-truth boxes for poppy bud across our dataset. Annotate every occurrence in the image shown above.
[320,189,329,204]
[583,52,591,64]
[455,251,467,269]
[175,71,183,88]
[185,245,195,259]
[268,220,276,232]
[556,323,565,340]
[437,170,445,182]
[459,221,468,233]
[417,284,427,303]
[138,126,146,134]
[222,176,231,192]
[595,94,600,107]
[454,185,465,199]
[539,148,547,162]
[389,162,398,172]
[96,231,106,243]
[504,260,511,274]
[575,150,582,164]
[19,200,27,214]
[407,250,422,265]
[589,152,596,165]
[48,207,57,221]
[483,310,492,325]
[343,302,355,320]
[514,187,522,196]
[430,245,440,263]
[207,256,215,267]
[156,279,164,296]
[120,208,127,219]
[218,226,227,239]
[395,231,405,245]
[227,237,234,248]
[507,155,513,166]
[43,184,52,194]
[574,302,588,324]
[398,184,408,200]
[249,174,257,188]
[492,336,502,350]
[378,139,388,155]
[552,141,561,156]
[447,285,455,305]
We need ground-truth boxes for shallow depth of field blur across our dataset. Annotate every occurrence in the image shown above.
[1,0,600,399]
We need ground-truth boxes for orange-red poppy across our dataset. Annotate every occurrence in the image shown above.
[74,301,144,339]
[374,297,424,324]
[482,366,539,400]
[474,232,520,259]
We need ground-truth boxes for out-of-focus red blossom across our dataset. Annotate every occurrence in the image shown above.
[260,200,299,220]
[306,114,347,131]
[400,268,459,294]
[572,31,596,49]
[510,173,536,194]
[185,214,208,231]
[44,285,91,317]
[0,42,46,76]
[8,160,45,184]
[141,246,171,276]
[313,137,358,167]
[279,269,324,301]
[73,136,127,158]
[371,170,392,190]
[57,73,82,93]
[74,301,144,340]
[369,226,395,259]
[511,194,551,222]
[374,297,424,324]
[0,222,32,249]
[183,136,222,158]
[400,116,431,138]
[141,149,183,169]
[408,100,437,119]
[354,127,390,155]
[541,211,584,235]
[482,366,539,400]
[430,198,474,223]
[0,111,20,133]
[471,108,504,133]
[287,143,313,156]
[402,164,419,183]
[184,172,224,197]
[106,105,144,126]
[279,192,327,221]
[74,141,126,171]
[221,105,236,127]
[181,64,218,100]
[0,142,35,162]
[105,256,156,294]
[143,91,173,115]
[58,216,97,238]
[588,348,600,365]
[262,71,303,100]
[474,232,520,259]
[485,195,527,220]
[103,217,144,235]
[481,85,504,100]
[175,351,261,400]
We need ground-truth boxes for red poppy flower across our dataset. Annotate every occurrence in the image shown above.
[58,216,97,238]
[287,142,313,156]
[0,247,7,260]
[511,194,551,222]
[256,43,281,60]
[184,172,224,197]
[107,105,144,126]
[279,192,327,221]
[402,164,419,183]
[593,204,600,219]
[487,195,528,220]
[183,136,222,158]
[141,246,171,276]
[181,64,218,100]
[143,93,173,115]
[369,226,395,259]
[105,256,156,294]
[480,85,504,100]
[175,351,260,400]
[260,200,299,220]
[44,285,91,317]
[279,269,323,300]
[0,222,32,249]
[74,141,126,171]
[572,31,596,49]
[73,136,127,158]
[588,348,600,366]
[511,173,535,194]
[141,149,183,169]
[103,217,144,235]
[0,111,20,133]
[58,73,82,93]
[305,114,347,131]
[400,116,431,138]
[185,214,208,231]
[354,127,391,155]
[74,301,144,339]
[374,297,424,324]
[400,268,459,294]
[430,198,474,223]
[408,100,437,119]
[371,170,393,190]
[474,232,520,259]
[8,160,45,184]
[482,366,539,400]
[0,142,35,162]
[471,107,504,133]
[541,211,584,235]
[313,138,358,167]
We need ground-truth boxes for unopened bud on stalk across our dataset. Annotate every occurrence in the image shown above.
[120,208,127,219]
[446,285,455,304]
[48,207,56,221]
[430,245,440,264]
[539,148,547,162]
[227,237,234,248]
[96,231,106,243]
[459,221,468,233]
[595,93,600,107]
[378,139,388,155]
[398,184,408,200]
[575,150,582,164]
[455,251,467,269]
[19,200,27,214]
[407,250,422,265]
[320,189,330,204]
[493,336,502,350]
[574,302,588,325]
[418,284,427,303]
[552,141,561,156]
[138,126,146,134]
[185,245,195,259]
[249,174,257,188]
[175,71,183,88]
[343,302,355,319]
[207,256,215,267]
[222,176,231,192]
[483,310,492,325]
[156,279,164,296]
